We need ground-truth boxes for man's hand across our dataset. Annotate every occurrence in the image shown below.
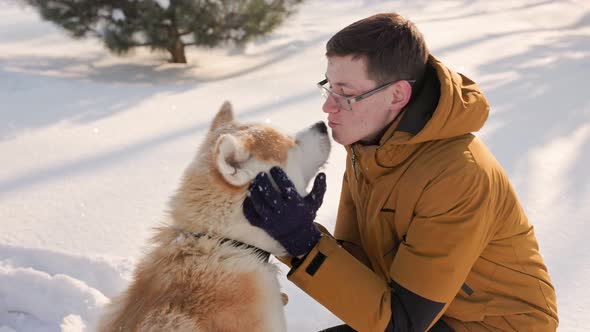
[243,166,326,257]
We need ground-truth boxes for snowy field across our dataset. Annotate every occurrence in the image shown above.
[0,0,589,331]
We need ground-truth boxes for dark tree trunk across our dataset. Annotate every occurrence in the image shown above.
[166,6,187,64]
[168,38,187,63]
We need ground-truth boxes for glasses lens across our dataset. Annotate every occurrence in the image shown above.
[318,82,352,111]
[333,95,351,111]
[319,86,329,100]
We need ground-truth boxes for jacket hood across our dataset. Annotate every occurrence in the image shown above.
[347,56,490,171]
[386,55,489,145]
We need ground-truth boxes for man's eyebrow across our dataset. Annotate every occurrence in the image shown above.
[324,75,353,88]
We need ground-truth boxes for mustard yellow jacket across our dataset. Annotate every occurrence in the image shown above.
[286,56,558,331]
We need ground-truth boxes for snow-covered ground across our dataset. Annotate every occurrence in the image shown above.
[1,0,588,331]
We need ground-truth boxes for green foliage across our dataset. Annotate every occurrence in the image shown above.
[25,0,304,63]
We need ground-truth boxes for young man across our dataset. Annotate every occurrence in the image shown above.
[243,13,558,332]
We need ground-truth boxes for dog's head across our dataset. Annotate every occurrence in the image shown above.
[169,101,331,256]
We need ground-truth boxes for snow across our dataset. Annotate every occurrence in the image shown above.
[154,0,169,10]
[111,9,125,22]
[0,263,106,332]
[1,0,589,331]
[229,28,246,40]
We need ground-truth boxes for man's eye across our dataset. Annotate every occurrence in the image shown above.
[332,87,350,97]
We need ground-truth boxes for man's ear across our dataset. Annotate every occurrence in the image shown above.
[214,133,251,187]
[210,101,234,132]
[391,81,413,109]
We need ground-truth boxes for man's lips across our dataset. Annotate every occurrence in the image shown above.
[327,118,339,127]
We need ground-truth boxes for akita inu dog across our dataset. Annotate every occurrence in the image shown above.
[98,101,331,332]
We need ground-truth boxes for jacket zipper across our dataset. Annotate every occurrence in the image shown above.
[350,144,358,182]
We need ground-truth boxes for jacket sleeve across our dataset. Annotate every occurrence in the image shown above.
[287,232,393,332]
[286,166,494,331]
[333,173,372,267]
[286,228,452,332]
[285,173,394,331]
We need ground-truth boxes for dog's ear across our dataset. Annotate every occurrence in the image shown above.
[214,133,251,186]
[210,101,234,132]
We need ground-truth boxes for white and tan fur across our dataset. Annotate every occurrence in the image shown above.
[97,101,331,332]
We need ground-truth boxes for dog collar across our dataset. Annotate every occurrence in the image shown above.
[191,232,271,263]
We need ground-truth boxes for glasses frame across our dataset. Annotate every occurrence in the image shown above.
[317,78,415,111]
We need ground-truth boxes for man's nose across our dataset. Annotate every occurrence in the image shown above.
[322,95,340,113]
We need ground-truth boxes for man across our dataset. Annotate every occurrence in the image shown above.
[243,13,558,332]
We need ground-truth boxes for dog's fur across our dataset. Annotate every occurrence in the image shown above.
[97,102,331,332]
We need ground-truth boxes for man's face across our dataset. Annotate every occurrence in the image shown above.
[322,55,403,145]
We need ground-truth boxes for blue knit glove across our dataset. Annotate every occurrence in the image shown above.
[243,167,326,257]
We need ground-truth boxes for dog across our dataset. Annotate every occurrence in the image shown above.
[97,101,331,332]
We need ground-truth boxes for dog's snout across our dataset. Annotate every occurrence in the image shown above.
[312,121,328,135]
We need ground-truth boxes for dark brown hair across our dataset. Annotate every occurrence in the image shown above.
[326,13,429,84]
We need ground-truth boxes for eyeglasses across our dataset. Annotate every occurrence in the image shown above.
[317,78,415,111]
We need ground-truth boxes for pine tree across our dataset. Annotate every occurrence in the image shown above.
[25,0,304,63]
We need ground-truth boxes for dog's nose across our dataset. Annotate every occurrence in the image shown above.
[312,121,328,135]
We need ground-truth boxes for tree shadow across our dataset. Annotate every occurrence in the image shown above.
[0,32,330,141]
[426,9,590,183]
[404,2,589,305]
[416,0,558,23]
[418,4,590,317]
[190,33,331,81]
[433,11,590,57]
[0,54,198,141]
[469,28,590,300]
[0,88,319,196]
[478,34,590,182]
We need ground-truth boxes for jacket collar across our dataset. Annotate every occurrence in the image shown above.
[346,55,489,181]
[345,60,441,181]
[395,62,441,136]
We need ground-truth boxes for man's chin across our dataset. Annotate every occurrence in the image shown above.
[332,134,354,146]
[330,127,357,145]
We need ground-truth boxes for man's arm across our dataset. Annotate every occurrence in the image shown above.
[292,166,493,331]
[244,166,492,331]
[286,229,449,332]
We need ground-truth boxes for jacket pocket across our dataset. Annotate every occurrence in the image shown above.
[445,258,497,322]
[379,209,403,261]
